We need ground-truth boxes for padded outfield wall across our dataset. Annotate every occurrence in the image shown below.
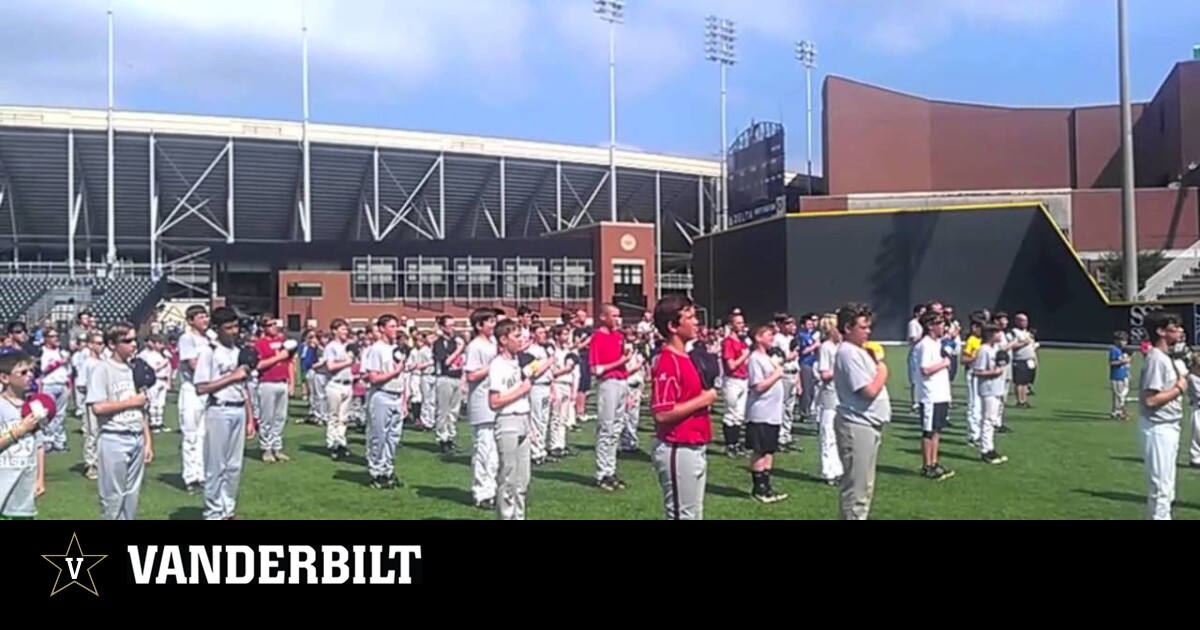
[693,204,1200,344]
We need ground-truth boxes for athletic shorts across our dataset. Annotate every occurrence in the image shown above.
[919,402,950,436]
[1013,362,1035,386]
[745,422,780,455]
[578,356,592,393]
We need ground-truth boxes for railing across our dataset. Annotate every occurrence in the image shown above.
[658,272,694,291]
[1139,242,1200,300]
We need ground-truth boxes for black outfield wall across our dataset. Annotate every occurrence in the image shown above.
[692,216,788,326]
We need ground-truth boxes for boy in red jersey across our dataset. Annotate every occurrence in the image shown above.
[650,294,718,520]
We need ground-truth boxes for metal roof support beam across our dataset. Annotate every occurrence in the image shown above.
[533,202,552,235]
[379,154,440,240]
[378,156,440,241]
[697,176,706,233]
[148,133,157,276]
[365,147,380,240]
[499,156,507,239]
[67,130,77,277]
[155,140,230,239]
[567,171,609,230]
[674,219,695,246]
[438,152,446,239]
[655,171,662,300]
[556,162,563,231]
[480,202,502,239]
[226,138,235,244]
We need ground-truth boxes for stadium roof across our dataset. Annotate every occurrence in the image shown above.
[0,105,750,267]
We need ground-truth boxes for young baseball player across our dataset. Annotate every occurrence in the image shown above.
[432,315,465,454]
[524,322,553,466]
[972,324,1010,465]
[411,332,437,431]
[773,315,802,452]
[193,307,256,521]
[720,311,750,457]
[1137,311,1187,520]
[548,325,579,460]
[137,335,172,434]
[1110,331,1132,421]
[254,319,296,463]
[797,314,820,421]
[619,326,646,454]
[590,304,632,491]
[961,316,984,445]
[302,332,328,426]
[650,294,716,520]
[1186,353,1200,469]
[323,319,356,460]
[88,323,155,520]
[176,306,211,494]
[815,314,844,485]
[745,323,789,503]
[71,332,90,426]
[906,304,926,411]
[488,318,552,520]
[465,308,499,510]
[37,329,70,452]
[0,353,49,519]
[362,314,407,490]
[833,303,891,521]
[917,311,955,481]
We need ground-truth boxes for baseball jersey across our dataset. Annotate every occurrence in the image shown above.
[527,343,553,386]
[361,341,405,395]
[774,332,799,372]
[177,330,207,385]
[39,347,71,387]
[816,340,840,409]
[721,335,749,379]
[553,347,577,386]
[797,330,818,367]
[975,344,1005,399]
[86,359,147,433]
[432,336,464,378]
[488,355,530,416]
[464,336,498,425]
[834,342,891,428]
[1110,346,1131,381]
[1188,373,1200,409]
[255,336,291,383]
[624,342,645,386]
[917,336,952,404]
[411,346,435,377]
[323,340,352,382]
[194,344,247,406]
[650,348,712,445]
[745,352,784,426]
[589,328,628,381]
[963,335,982,364]
[0,396,37,517]
[1139,347,1183,424]
[137,349,171,383]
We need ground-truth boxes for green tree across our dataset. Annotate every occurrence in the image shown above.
[1097,250,1167,299]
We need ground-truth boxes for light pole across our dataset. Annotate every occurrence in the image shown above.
[106,0,116,266]
[301,0,313,243]
[1118,0,1138,299]
[705,16,736,232]
[595,0,625,223]
[796,40,817,197]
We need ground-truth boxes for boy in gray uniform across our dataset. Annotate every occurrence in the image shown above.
[0,352,49,520]
[1137,311,1188,520]
[432,316,465,454]
[972,324,1010,466]
[464,308,498,509]
[322,319,356,460]
[176,306,210,494]
[525,322,554,465]
[362,314,407,490]
[488,318,551,520]
[79,332,105,481]
[194,307,254,521]
[87,323,154,520]
[833,303,892,521]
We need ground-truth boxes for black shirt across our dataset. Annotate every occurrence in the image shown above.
[432,336,463,378]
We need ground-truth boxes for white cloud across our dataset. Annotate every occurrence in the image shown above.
[859,0,1079,54]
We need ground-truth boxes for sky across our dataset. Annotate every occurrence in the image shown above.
[2,0,1198,174]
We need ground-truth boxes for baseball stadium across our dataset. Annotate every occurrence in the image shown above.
[3,16,1200,523]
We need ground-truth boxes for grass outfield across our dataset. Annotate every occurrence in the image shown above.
[34,347,1200,520]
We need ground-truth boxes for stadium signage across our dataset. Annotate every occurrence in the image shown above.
[126,545,422,585]
[727,196,786,228]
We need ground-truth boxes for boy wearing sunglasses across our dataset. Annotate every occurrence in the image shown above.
[87,323,154,520]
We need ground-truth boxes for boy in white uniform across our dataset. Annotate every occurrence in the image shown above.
[1137,311,1187,520]
[972,324,1010,465]
[464,308,499,510]
[487,318,551,520]
[548,325,579,459]
[137,335,172,433]
[620,328,646,453]
[916,311,954,481]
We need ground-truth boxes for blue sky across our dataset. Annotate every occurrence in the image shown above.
[3,0,1198,173]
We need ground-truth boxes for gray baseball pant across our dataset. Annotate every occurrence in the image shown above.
[419,375,436,429]
[780,371,799,444]
[82,404,99,470]
[835,416,883,521]
[651,440,706,520]
[98,431,146,520]
[203,405,247,521]
[42,383,69,450]
[595,378,629,481]
[367,390,404,480]
[435,376,462,444]
[620,382,642,450]
[257,381,289,452]
[494,413,530,521]
[306,370,329,424]
[529,384,550,460]
[800,365,818,419]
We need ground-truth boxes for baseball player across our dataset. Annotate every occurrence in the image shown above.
[992,312,1014,433]
[323,319,356,460]
[548,324,579,460]
[488,318,551,520]
[1136,311,1187,520]
[0,352,49,520]
[720,311,750,457]
[972,324,1010,466]
[1110,331,1133,421]
[589,303,631,491]
[410,332,437,431]
[254,319,297,463]
[301,332,328,426]
[1185,353,1200,468]
[524,322,553,466]
[961,316,985,445]
[464,308,499,510]
[36,329,70,452]
[916,311,955,481]
[193,307,256,521]
[137,334,172,433]
[815,314,844,485]
[772,314,801,451]
[745,322,789,503]
[906,304,926,411]
[833,303,892,521]
[361,314,407,490]
[88,322,154,520]
[432,315,465,454]
[70,332,90,426]
[796,314,821,421]
[619,326,646,453]
[176,306,211,494]
[649,294,716,520]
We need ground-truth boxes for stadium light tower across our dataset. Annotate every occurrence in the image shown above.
[1118,0,1137,299]
[301,0,313,243]
[596,0,625,223]
[796,40,817,197]
[706,15,736,231]
[106,0,116,266]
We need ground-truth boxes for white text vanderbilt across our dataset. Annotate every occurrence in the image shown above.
[127,545,422,585]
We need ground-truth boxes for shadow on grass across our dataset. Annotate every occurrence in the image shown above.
[169,506,204,521]
[898,447,976,463]
[706,484,746,499]
[1072,489,1200,512]
[414,485,474,507]
[532,469,595,488]
[332,469,373,487]
[1110,455,1143,465]
[773,467,837,485]
[155,472,189,492]
[1051,411,1119,422]
[298,444,368,467]
[877,464,915,477]
[617,449,652,464]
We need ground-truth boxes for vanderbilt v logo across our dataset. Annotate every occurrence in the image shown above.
[43,533,107,596]
[66,557,84,580]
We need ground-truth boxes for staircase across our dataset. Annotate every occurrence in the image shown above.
[1140,241,1200,301]
[1160,266,1200,300]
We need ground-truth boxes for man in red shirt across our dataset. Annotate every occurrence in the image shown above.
[255,318,297,464]
[589,303,631,491]
[721,311,751,457]
[650,294,717,520]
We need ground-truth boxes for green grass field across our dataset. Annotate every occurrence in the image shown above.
[34,347,1200,520]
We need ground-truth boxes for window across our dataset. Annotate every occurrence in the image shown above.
[454,258,499,300]
[613,264,643,286]
[286,314,301,332]
[351,257,398,302]
[550,259,593,301]
[503,258,545,301]
[286,282,323,298]
[404,257,450,300]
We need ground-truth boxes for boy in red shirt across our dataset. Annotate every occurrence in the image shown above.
[589,303,631,492]
[650,294,717,520]
[721,311,751,456]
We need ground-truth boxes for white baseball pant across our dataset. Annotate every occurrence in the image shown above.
[97,431,146,521]
[148,382,168,430]
[471,422,498,504]
[419,375,436,430]
[980,395,1002,454]
[494,413,530,521]
[1139,416,1181,521]
[325,381,352,450]
[178,382,206,486]
[1192,408,1200,466]
[548,381,573,452]
[652,440,706,520]
[817,405,843,481]
[620,380,642,451]
[966,375,981,443]
[529,384,550,461]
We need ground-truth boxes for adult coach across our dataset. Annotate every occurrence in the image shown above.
[589,303,630,492]
[649,294,716,520]
[1137,311,1187,520]
[833,303,891,521]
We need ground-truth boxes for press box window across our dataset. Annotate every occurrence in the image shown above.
[286,282,323,298]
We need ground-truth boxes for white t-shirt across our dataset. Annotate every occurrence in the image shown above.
[39,347,71,387]
[917,336,952,404]
[464,337,498,425]
[907,319,923,345]
[488,355,530,416]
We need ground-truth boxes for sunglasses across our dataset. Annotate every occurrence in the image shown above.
[120,337,137,344]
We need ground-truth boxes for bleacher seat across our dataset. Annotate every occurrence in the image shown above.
[0,274,166,327]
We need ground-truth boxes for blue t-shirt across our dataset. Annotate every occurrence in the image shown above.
[1110,346,1130,381]
[798,331,818,366]
[299,346,318,373]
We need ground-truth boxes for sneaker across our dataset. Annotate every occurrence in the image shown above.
[262,451,277,464]
[475,498,496,510]
[273,451,291,463]
[997,426,1013,434]
[826,477,841,487]
[967,439,979,448]
[329,448,342,461]
[186,482,202,495]
[982,451,1009,465]
[724,445,740,458]
[931,463,956,480]
[752,489,789,504]
[371,477,390,490]
[597,477,618,492]
[611,476,628,490]
[84,466,98,481]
